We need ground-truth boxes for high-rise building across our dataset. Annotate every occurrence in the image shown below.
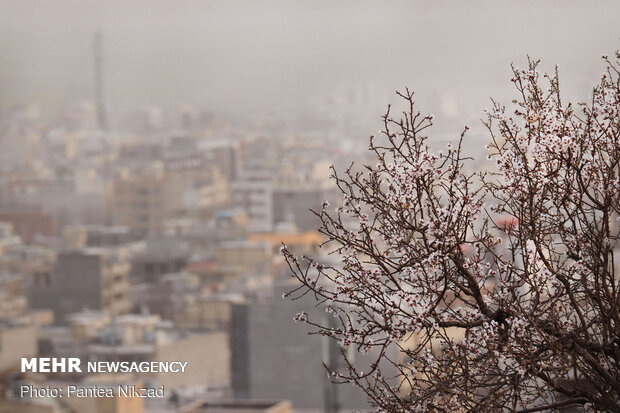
[230,282,386,410]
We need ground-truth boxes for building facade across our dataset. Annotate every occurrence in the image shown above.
[28,249,130,322]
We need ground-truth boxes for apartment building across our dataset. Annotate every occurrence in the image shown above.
[231,173,273,233]
[28,248,130,322]
[109,160,230,237]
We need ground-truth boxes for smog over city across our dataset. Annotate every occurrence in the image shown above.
[0,1,619,412]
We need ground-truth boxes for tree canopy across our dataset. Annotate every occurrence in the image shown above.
[283,53,620,412]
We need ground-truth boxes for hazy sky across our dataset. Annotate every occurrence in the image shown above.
[0,0,619,125]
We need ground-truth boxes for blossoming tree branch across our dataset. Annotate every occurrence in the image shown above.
[282,53,620,412]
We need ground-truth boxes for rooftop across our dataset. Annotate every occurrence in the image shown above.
[179,399,292,413]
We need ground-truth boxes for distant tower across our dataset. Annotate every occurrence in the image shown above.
[93,30,108,131]
[94,30,112,226]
